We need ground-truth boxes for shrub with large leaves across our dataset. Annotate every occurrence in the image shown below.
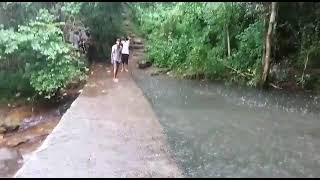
[132,2,264,85]
[0,9,86,98]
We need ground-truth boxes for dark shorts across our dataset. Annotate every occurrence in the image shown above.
[122,54,129,64]
[113,61,120,65]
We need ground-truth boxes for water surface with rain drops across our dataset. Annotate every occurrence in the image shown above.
[131,67,320,178]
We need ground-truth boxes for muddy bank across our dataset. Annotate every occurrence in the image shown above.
[0,83,84,177]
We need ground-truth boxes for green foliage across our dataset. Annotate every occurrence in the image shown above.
[0,9,86,98]
[0,70,33,98]
[60,2,83,16]
[133,2,320,91]
[274,2,320,90]
[0,2,125,100]
[133,2,264,86]
[74,2,124,60]
[0,2,56,29]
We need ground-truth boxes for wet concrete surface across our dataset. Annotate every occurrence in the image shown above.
[14,61,182,177]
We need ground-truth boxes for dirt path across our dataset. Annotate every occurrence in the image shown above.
[14,31,182,177]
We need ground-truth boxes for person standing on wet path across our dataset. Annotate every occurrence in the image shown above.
[111,38,123,83]
[121,36,131,72]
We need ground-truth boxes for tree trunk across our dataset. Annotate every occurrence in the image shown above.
[261,13,267,77]
[227,25,231,57]
[261,2,278,87]
[224,2,231,58]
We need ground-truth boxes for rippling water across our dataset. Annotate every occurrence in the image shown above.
[131,68,320,178]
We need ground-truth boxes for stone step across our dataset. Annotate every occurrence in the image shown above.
[134,41,143,45]
[135,49,146,53]
[131,45,144,50]
[133,37,142,42]
[134,51,144,55]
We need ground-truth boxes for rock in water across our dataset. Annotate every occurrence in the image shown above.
[138,62,152,69]
[0,148,23,177]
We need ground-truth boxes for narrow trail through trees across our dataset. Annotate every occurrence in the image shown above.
[14,10,183,178]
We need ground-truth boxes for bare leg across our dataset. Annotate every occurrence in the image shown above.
[125,55,129,72]
[113,62,119,82]
[125,64,129,72]
[121,63,124,72]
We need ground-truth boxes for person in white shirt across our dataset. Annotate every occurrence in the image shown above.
[111,38,122,83]
[121,36,131,72]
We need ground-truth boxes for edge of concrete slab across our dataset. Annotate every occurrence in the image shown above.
[13,90,84,178]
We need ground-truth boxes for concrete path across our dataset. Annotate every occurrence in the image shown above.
[14,35,182,177]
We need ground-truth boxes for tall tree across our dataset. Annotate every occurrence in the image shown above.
[261,2,278,87]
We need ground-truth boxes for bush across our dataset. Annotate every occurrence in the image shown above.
[0,9,87,98]
[132,2,264,85]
